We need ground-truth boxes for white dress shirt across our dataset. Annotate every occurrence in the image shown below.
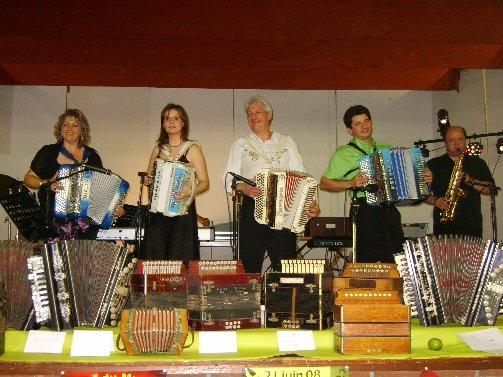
[222,131,306,192]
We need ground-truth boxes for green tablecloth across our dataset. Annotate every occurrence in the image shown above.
[1,318,502,363]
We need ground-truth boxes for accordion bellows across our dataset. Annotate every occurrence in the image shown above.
[359,147,428,206]
[119,307,190,355]
[54,164,129,228]
[26,240,135,330]
[254,168,318,233]
[149,159,196,217]
[395,235,503,326]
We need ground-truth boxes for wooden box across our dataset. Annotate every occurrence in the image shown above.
[333,303,411,355]
[334,335,411,354]
[333,276,403,292]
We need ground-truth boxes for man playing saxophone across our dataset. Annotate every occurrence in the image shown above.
[426,126,495,237]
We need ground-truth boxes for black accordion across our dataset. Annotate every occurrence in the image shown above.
[254,168,318,233]
[27,240,136,330]
[395,235,503,326]
[54,164,129,228]
[0,240,35,330]
[359,147,429,206]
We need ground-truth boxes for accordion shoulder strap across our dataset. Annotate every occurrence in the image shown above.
[342,141,377,178]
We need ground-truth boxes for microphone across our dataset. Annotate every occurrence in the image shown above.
[228,172,256,187]
[81,164,112,175]
[348,184,378,193]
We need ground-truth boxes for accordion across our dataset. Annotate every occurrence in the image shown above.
[254,168,318,233]
[26,240,136,331]
[149,159,196,217]
[358,147,428,206]
[118,307,191,355]
[395,235,503,326]
[0,240,35,330]
[54,164,129,229]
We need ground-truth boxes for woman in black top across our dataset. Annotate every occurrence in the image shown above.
[143,103,209,265]
[23,108,116,240]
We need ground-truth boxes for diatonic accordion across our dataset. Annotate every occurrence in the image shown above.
[395,235,503,326]
[254,169,318,233]
[149,159,196,217]
[54,164,129,228]
[359,147,429,206]
[119,307,190,355]
[26,240,136,331]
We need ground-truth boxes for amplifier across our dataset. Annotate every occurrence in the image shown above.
[305,217,351,238]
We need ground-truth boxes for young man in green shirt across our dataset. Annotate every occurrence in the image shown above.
[320,105,404,263]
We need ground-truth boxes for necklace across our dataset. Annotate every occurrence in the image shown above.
[168,141,183,148]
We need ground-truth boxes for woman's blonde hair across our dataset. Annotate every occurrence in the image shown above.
[53,108,91,147]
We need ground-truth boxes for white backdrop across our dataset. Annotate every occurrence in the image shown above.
[1,69,501,244]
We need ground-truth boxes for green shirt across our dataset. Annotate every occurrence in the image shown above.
[323,137,393,197]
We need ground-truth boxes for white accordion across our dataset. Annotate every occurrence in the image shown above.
[149,159,196,217]
[254,168,318,233]
[54,164,129,229]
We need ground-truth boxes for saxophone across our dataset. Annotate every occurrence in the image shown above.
[440,150,468,223]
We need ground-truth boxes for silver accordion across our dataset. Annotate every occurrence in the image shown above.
[26,240,137,331]
[254,168,318,233]
[149,159,196,217]
[395,235,503,326]
[359,147,429,206]
[54,164,129,228]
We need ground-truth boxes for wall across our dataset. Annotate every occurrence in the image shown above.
[1,73,500,245]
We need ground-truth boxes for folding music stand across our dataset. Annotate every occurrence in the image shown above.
[0,191,58,242]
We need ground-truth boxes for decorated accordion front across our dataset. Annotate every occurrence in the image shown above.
[395,235,503,326]
[129,260,188,309]
[264,259,334,330]
[149,159,196,217]
[254,168,318,233]
[54,164,129,228]
[358,147,429,206]
[187,260,262,331]
[119,307,191,356]
[26,240,136,331]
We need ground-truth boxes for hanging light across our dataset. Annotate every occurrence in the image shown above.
[437,109,450,137]
[497,138,503,154]
[467,142,483,156]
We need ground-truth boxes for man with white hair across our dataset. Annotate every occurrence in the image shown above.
[223,95,318,273]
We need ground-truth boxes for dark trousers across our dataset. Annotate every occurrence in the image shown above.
[351,200,404,263]
[238,196,297,273]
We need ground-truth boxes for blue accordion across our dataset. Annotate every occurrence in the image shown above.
[358,147,429,206]
[53,164,129,228]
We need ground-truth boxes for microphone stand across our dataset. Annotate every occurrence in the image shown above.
[476,182,500,242]
[231,177,243,261]
[347,189,360,263]
[135,172,148,258]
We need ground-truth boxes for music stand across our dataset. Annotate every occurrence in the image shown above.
[0,191,58,242]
